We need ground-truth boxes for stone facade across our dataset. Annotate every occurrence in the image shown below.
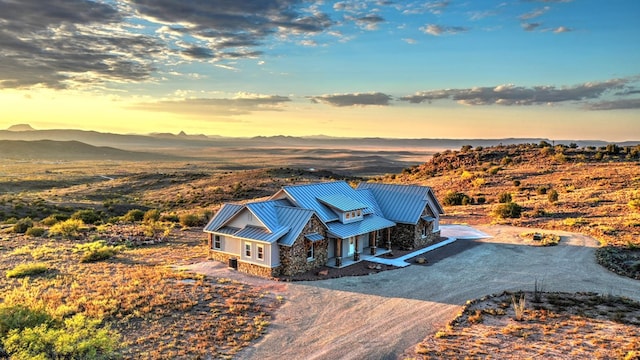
[277,215,328,276]
[391,206,441,250]
[238,261,279,278]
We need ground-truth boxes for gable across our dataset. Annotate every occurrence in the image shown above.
[356,182,443,225]
[274,181,377,223]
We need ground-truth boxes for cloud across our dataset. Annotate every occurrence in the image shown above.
[421,24,469,36]
[130,95,292,116]
[553,26,572,33]
[586,98,640,110]
[521,22,542,31]
[0,0,339,90]
[0,0,161,89]
[401,1,450,15]
[309,92,393,107]
[519,6,550,20]
[355,14,385,30]
[400,79,630,106]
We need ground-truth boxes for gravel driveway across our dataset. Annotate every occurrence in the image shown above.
[189,225,640,360]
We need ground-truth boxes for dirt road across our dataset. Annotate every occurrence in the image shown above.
[189,225,640,360]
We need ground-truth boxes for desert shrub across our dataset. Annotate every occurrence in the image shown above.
[442,191,471,206]
[488,166,501,175]
[0,305,52,338]
[42,214,68,226]
[12,217,33,234]
[553,153,567,163]
[548,189,559,203]
[25,227,45,237]
[74,241,118,263]
[143,222,173,240]
[71,209,101,225]
[143,209,161,223]
[6,262,48,278]
[3,217,18,224]
[501,156,513,165]
[563,217,588,227]
[513,180,521,187]
[48,218,85,239]
[179,213,203,227]
[476,196,486,205]
[2,314,120,360]
[472,177,486,188]
[536,186,548,195]
[498,192,512,204]
[122,209,145,222]
[160,213,180,223]
[493,202,523,219]
[629,199,640,212]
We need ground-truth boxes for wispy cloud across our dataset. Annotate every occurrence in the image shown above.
[421,24,469,36]
[129,95,291,116]
[519,6,550,20]
[400,79,631,107]
[309,92,393,107]
[586,98,640,110]
[521,22,542,31]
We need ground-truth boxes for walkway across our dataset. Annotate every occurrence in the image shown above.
[366,225,492,267]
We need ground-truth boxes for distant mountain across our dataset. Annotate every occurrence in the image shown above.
[0,140,189,161]
[6,124,35,131]
[0,125,637,155]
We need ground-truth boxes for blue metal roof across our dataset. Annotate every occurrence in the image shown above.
[245,199,291,232]
[216,226,240,235]
[204,203,243,232]
[275,205,316,246]
[279,181,377,223]
[304,233,324,242]
[317,194,367,212]
[357,183,443,225]
[326,214,395,239]
[233,225,290,243]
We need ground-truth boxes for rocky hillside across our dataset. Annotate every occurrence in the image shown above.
[395,142,640,179]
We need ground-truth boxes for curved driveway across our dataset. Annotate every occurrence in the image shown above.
[197,225,640,360]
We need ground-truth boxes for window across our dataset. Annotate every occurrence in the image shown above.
[257,244,264,260]
[245,243,251,257]
[421,226,428,238]
[345,212,350,219]
[351,211,356,218]
[356,209,361,217]
[213,235,221,249]
[307,242,314,261]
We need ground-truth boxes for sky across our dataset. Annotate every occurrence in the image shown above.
[1,0,639,140]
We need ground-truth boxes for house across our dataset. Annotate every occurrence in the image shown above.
[203,181,444,277]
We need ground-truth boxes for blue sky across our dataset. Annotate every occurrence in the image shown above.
[1,0,639,140]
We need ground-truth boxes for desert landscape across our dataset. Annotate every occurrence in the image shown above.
[0,134,638,359]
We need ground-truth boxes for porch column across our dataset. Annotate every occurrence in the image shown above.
[370,231,377,255]
[208,233,213,249]
[354,236,360,261]
[387,228,392,251]
[335,238,342,267]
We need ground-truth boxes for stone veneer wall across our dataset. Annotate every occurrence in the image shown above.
[391,205,442,249]
[209,250,279,278]
[278,215,328,276]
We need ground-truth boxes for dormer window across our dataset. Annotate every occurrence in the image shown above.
[346,212,350,219]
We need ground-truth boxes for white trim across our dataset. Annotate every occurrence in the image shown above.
[213,235,222,250]
[257,244,264,261]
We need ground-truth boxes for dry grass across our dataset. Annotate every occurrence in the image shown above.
[390,145,640,279]
[410,291,640,359]
[0,229,279,359]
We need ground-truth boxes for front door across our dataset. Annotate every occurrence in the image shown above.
[348,237,355,256]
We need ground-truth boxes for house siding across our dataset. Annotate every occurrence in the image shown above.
[277,216,328,276]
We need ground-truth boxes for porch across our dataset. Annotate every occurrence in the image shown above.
[326,246,392,268]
